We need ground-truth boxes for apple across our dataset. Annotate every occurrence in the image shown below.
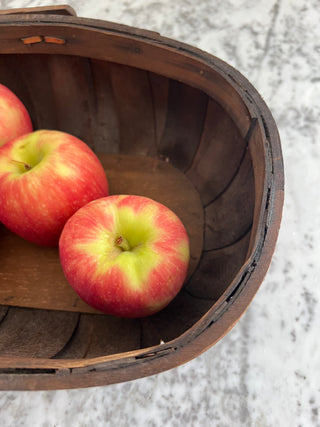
[0,83,33,147]
[59,195,190,317]
[0,129,109,246]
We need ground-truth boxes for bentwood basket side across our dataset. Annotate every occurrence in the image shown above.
[0,6,284,390]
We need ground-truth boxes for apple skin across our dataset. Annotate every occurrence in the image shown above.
[0,130,109,246]
[0,84,33,147]
[59,195,190,318]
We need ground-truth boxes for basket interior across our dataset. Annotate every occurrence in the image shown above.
[0,53,256,359]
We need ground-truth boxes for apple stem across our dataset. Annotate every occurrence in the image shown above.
[11,159,32,171]
[115,236,131,251]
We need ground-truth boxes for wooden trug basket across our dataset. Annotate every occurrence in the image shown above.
[0,5,284,390]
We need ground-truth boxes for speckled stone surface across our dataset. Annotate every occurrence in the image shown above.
[0,0,320,426]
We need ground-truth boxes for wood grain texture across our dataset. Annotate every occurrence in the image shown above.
[186,98,246,205]
[185,231,251,300]
[0,10,283,390]
[0,306,8,324]
[90,59,120,153]
[109,63,157,156]
[0,54,96,148]
[54,315,141,359]
[0,223,98,314]
[148,72,169,148]
[140,292,214,346]
[157,79,208,171]
[204,150,255,250]
[47,55,96,148]
[0,308,78,358]
[0,55,36,127]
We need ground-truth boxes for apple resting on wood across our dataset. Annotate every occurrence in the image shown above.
[0,83,33,147]
[0,130,109,246]
[59,195,190,317]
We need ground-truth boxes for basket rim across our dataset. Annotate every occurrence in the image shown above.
[0,11,284,390]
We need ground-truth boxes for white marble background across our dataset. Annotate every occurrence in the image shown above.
[0,0,319,426]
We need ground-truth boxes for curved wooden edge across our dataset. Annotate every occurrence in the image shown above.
[0,96,283,392]
[0,13,249,134]
[0,13,284,390]
[0,145,283,390]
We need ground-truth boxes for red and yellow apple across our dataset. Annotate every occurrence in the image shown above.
[0,130,109,246]
[0,83,33,147]
[59,195,190,317]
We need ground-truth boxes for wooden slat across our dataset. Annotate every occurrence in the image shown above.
[54,314,141,359]
[0,55,35,127]
[89,59,120,153]
[0,308,79,358]
[47,55,96,149]
[204,150,255,250]
[0,17,251,138]
[1,54,58,131]
[109,63,157,156]
[157,79,208,171]
[246,120,269,258]
[148,71,169,147]
[140,232,251,348]
[140,291,213,346]
[0,306,8,323]
[184,231,251,300]
[186,98,246,205]
[0,223,100,314]
[0,54,97,148]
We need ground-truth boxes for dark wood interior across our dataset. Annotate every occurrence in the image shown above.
[0,53,254,357]
[0,8,284,390]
